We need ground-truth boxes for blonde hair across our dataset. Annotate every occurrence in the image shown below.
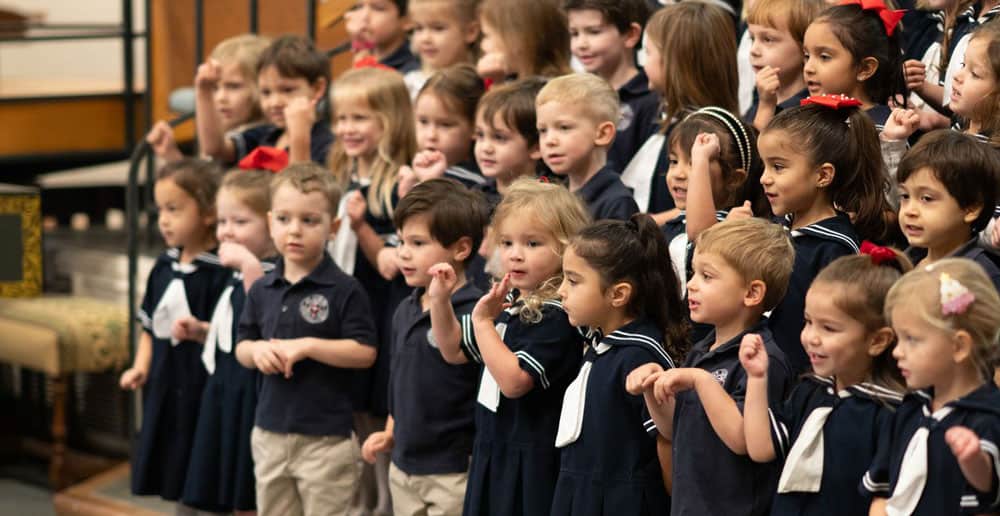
[271,162,343,217]
[479,0,571,78]
[885,258,1000,381]
[536,73,620,126]
[328,68,416,218]
[491,178,591,322]
[410,0,480,24]
[220,168,272,217]
[695,218,794,311]
[747,0,826,48]
[211,34,272,123]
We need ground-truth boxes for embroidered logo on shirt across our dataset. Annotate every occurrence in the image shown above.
[426,329,439,349]
[299,294,329,324]
[712,368,729,385]
[617,104,635,131]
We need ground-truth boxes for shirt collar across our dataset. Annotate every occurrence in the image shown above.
[694,318,771,357]
[785,212,861,253]
[619,69,652,99]
[590,318,673,366]
[264,252,340,287]
[910,383,1000,417]
[576,166,618,204]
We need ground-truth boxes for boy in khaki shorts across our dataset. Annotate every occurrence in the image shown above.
[236,163,378,515]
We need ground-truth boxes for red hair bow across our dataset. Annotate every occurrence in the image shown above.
[238,146,288,173]
[838,0,906,36]
[352,55,397,72]
[860,241,896,265]
[800,94,863,109]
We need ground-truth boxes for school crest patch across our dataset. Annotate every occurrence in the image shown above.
[426,329,439,349]
[299,294,329,324]
[712,368,728,385]
[617,104,635,132]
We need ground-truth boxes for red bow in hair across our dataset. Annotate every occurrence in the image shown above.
[353,55,397,72]
[838,0,906,36]
[238,146,288,173]
[860,241,896,265]
[800,94,863,109]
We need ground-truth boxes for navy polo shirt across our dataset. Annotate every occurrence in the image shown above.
[237,253,377,437]
[229,121,335,165]
[388,282,483,475]
[743,87,809,125]
[768,213,860,374]
[862,384,1000,515]
[444,160,486,189]
[380,39,421,74]
[608,70,661,172]
[866,104,892,132]
[906,238,1000,294]
[576,166,640,221]
[671,322,793,516]
[769,375,902,516]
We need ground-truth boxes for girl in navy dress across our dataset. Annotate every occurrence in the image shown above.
[436,178,590,515]
[180,169,275,514]
[866,258,1000,515]
[740,248,910,516]
[550,213,687,515]
[949,22,1000,146]
[476,0,572,82]
[119,159,230,508]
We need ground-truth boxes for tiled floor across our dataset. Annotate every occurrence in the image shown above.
[0,478,55,516]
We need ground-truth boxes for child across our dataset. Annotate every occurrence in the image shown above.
[742,249,909,516]
[939,2,1000,120]
[120,159,230,507]
[431,178,590,515]
[404,0,481,97]
[146,34,270,164]
[626,217,795,516]
[200,35,333,166]
[550,213,686,515]
[621,2,738,221]
[801,1,907,129]
[476,0,572,81]
[743,0,826,130]
[536,73,639,221]
[866,258,1000,515]
[949,21,1000,145]
[347,0,420,73]
[181,169,276,514]
[565,0,659,170]
[235,163,377,516]
[758,98,893,373]
[897,129,1000,291]
[361,179,489,515]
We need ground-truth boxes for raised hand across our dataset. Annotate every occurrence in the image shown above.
[755,66,781,105]
[284,97,317,134]
[195,59,222,93]
[412,150,448,181]
[626,362,665,395]
[726,201,753,221]
[691,132,721,166]
[902,59,927,92]
[146,121,183,162]
[428,262,459,301]
[881,108,920,142]
[218,241,256,270]
[346,190,368,231]
[739,333,769,378]
[651,368,698,404]
[472,274,511,324]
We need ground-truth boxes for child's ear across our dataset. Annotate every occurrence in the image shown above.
[595,121,617,146]
[963,203,984,225]
[743,279,767,308]
[329,216,341,236]
[856,57,879,83]
[451,236,473,263]
[726,167,748,193]
[529,143,542,161]
[311,77,329,104]
[952,329,975,365]
[815,163,835,189]
[464,20,481,44]
[867,327,895,357]
[608,281,633,308]
[623,22,643,50]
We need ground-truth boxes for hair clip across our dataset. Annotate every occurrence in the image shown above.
[838,0,906,36]
[238,146,288,173]
[860,241,896,266]
[689,107,751,172]
[800,94,863,110]
[940,272,975,315]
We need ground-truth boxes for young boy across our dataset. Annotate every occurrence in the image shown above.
[346,0,420,73]
[536,73,639,221]
[361,178,489,516]
[627,218,796,516]
[199,35,334,166]
[566,0,658,171]
[235,163,377,516]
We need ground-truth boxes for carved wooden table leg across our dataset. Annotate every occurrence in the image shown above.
[49,373,67,489]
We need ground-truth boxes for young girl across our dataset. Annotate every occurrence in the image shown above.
[180,169,275,515]
[801,0,907,129]
[949,21,1000,145]
[758,97,892,373]
[432,178,590,516]
[476,0,572,81]
[621,2,739,222]
[120,159,230,507]
[404,0,481,97]
[550,213,686,515]
[741,248,909,516]
[866,258,1000,515]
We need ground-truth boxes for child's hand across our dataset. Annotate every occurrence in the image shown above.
[726,201,753,221]
[361,430,394,464]
[903,59,927,92]
[218,241,257,270]
[472,274,511,325]
[992,220,1000,249]
[428,263,459,301]
[284,97,317,133]
[476,52,508,81]
[755,66,781,104]
[146,121,183,162]
[739,333,769,378]
[346,191,368,231]
[376,246,400,280]
[277,338,311,379]
[651,368,698,404]
[119,367,148,390]
[397,165,419,198]
[252,340,286,375]
[881,108,920,142]
[195,59,222,93]
[172,316,208,343]
[412,150,448,182]
[946,426,983,463]
[626,362,665,395]
[690,132,721,166]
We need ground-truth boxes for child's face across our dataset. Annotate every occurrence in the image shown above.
[643,38,665,92]
[397,213,463,288]
[154,178,212,249]
[475,110,540,181]
[415,92,474,166]
[686,250,750,326]
[758,129,822,218]
[410,4,477,70]
[214,61,257,130]
[497,214,563,293]
[891,304,958,390]
[558,245,612,329]
[898,167,979,256]
[334,98,385,160]
[258,65,324,128]
[536,101,605,177]
[803,22,864,100]
[748,22,805,87]
[950,37,996,120]
[568,9,633,79]
[268,184,335,267]
[801,281,876,385]
[216,187,273,259]
[350,0,407,51]
[666,141,726,211]
[478,21,509,69]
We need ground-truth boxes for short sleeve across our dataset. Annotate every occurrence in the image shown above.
[764,351,794,406]
[960,419,1000,513]
[458,313,482,364]
[236,283,263,343]
[768,382,812,461]
[137,258,168,334]
[619,344,672,437]
[859,405,896,499]
[512,303,584,390]
[337,283,377,347]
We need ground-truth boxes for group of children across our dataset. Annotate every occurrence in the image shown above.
[125,0,1000,514]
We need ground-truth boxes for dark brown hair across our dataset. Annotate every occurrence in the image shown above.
[563,0,652,33]
[393,178,490,263]
[156,158,222,216]
[480,0,572,78]
[256,34,330,86]
[477,77,547,146]
[418,64,486,126]
[969,21,1000,144]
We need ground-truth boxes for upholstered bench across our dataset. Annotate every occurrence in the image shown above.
[0,295,130,488]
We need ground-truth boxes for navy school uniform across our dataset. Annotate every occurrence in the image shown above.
[380,39,421,74]
[861,383,1000,515]
[550,318,673,516]
[389,282,482,474]
[237,252,378,436]
[743,88,809,126]
[767,213,860,374]
[866,105,892,132]
[444,159,487,189]
[621,115,677,215]
[229,121,334,165]
[608,70,661,172]
[182,261,276,512]
[672,321,793,516]
[132,248,231,500]
[767,375,902,516]
[906,237,1000,293]
[459,294,586,516]
[577,166,640,221]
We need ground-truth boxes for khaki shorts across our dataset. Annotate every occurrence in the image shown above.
[388,462,468,516]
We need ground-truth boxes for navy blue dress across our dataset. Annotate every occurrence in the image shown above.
[460,295,586,516]
[608,70,661,172]
[550,319,673,516]
[132,248,230,500]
